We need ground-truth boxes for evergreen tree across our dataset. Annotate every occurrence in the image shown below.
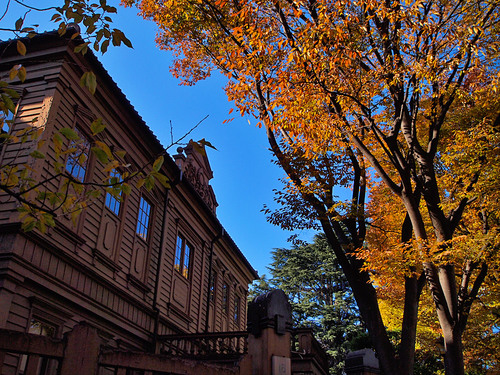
[254,234,365,374]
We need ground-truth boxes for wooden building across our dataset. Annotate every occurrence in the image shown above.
[0,30,257,375]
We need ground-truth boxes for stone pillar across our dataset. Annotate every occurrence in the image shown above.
[345,349,380,375]
[242,290,293,375]
[60,322,102,375]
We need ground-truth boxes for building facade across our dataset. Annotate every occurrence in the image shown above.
[0,31,257,375]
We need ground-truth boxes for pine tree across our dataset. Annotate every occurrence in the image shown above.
[259,234,365,374]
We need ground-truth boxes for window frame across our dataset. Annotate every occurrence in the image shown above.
[19,316,60,375]
[222,282,229,315]
[234,294,241,324]
[104,169,122,216]
[65,128,91,182]
[136,196,152,241]
[174,234,192,279]
[209,272,217,303]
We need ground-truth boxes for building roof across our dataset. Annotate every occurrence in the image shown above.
[0,29,258,279]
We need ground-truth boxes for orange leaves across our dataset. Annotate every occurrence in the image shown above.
[134,0,500,242]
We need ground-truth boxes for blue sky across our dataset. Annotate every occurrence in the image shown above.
[1,1,315,276]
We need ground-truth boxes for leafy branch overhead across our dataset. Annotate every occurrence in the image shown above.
[0,1,214,232]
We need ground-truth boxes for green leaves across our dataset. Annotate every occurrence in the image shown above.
[29,150,45,159]
[151,171,171,188]
[255,234,366,374]
[111,29,133,48]
[9,65,27,82]
[152,156,164,172]
[1,0,137,234]
[15,17,23,31]
[1,93,16,114]
[191,138,217,156]
[90,118,106,135]
[74,42,89,55]
[79,71,97,95]
[92,146,109,164]
[59,128,80,141]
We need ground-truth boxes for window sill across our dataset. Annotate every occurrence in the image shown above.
[92,248,121,273]
[127,273,151,294]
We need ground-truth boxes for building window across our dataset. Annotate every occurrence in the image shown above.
[105,169,122,215]
[136,197,151,240]
[175,235,191,278]
[209,272,216,302]
[65,130,90,181]
[234,295,241,324]
[28,318,56,337]
[222,282,229,314]
[19,318,58,375]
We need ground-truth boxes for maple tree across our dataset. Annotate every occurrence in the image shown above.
[126,0,500,373]
[364,88,500,373]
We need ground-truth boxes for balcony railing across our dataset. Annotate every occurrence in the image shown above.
[157,331,248,360]
[157,327,329,373]
[291,327,330,374]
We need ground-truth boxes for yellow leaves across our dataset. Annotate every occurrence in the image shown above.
[90,118,106,135]
[59,127,80,141]
[103,160,120,174]
[152,155,164,172]
[74,42,89,55]
[16,41,27,56]
[9,65,27,82]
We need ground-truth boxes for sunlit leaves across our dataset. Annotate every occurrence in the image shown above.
[8,65,27,82]
[132,0,500,370]
[0,108,177,233]
[152,155,164,172]
[90,118,106,135]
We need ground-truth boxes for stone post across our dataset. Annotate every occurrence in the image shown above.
[345,349,380,375]
[60,322,102,375]
[241,290,293,375]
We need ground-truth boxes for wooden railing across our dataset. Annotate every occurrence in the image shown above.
[0,325,240,375]
[157,331,249,359]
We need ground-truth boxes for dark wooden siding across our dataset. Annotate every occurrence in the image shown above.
[0,37,256,369]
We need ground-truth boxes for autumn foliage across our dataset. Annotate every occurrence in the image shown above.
[126,0,499,373]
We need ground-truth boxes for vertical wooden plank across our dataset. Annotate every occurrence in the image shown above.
[0,351,5,374]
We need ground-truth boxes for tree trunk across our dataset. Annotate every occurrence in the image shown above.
[423,263,466,375]
[398,274,425,375]
[350,277,398,375]
[401,195,467,375]
[319,221,398,375]
[442,325,465,375]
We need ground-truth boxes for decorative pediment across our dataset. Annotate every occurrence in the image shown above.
[173,140,218,213]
